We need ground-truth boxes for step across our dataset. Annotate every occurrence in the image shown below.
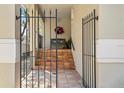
[35,49,75,70]
[35,62,75,70]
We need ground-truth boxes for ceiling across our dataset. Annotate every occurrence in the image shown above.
[39,4,73,20]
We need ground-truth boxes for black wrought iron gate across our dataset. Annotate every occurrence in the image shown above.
[17,8,59,88]
[82,9,98,88]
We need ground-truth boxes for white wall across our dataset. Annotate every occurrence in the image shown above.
[0,4,16,87]
[71,4,98,78]
[0,5,15,39]
[97,4,124,88]
[99,5,124,39]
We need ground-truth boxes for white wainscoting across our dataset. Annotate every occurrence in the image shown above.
[0,39,16,63]
[96,39,124,63]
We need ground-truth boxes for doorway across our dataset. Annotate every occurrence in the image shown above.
[17,6,82,88]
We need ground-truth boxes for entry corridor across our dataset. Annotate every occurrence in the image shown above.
[19,8,83,88]
[21,49,82,88]
[22,70,82,88]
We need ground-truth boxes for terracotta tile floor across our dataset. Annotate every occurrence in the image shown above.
[22,70,83,88]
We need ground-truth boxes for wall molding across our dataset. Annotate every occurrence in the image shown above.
[96,39,124,63]
[0,39,16,63]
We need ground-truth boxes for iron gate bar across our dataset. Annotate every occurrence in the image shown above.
[83,17,86,87]
[55,9,58,88]
[20,8,22,88]
[84,18,87,87]
[86,15,89,88]
[82,18,85,87]
[86,16,88,88]
[28,13,31,88]
[25,9,28,88]
[50,10,52,88]
[88,13,91,88]
[43,10,46,88]
[83,18,86,87]
[89,25,91,88]
[93,9,96,88]
[90,12,94,87]
[28,18,31,87]
[37,9,40,88]
[34,7,36,87]
[90,12,92,88]
[34,7,36,75]
[85,15,88,88]
[87,14,90,88]
[82,9,98,88]
[29,15,30,45]
[87,14,89,88]
[92,12,94,88]
[91,13,93,88]
[16,16,56,20]
[31,10,34,88]
[88,13,90,88]
[87,15,89,88]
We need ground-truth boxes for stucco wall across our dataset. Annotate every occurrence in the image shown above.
[0,4,16,87]
[71,4,98,79]
[97,4,124,88]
